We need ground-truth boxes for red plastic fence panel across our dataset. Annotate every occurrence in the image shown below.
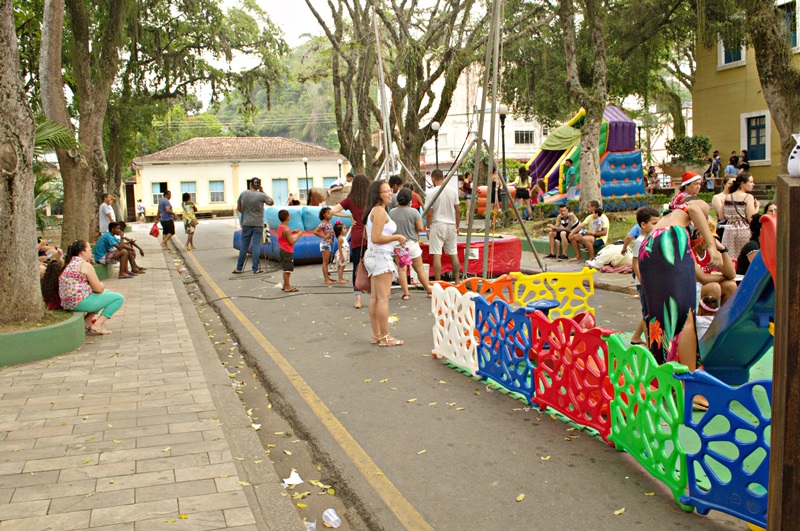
[528,310,614,443]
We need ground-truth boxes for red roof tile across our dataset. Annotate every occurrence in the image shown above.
[134,137,346,164]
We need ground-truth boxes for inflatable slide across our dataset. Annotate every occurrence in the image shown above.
[525,106,646,203]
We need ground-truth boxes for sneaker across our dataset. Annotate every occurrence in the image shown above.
[544,254,557,259]
[557,254,568,260]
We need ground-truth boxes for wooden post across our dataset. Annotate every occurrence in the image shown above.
[767,175,800,528]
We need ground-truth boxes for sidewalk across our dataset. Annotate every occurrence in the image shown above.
[0,227,302,530]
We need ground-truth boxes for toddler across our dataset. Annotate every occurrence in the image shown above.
[334,222,350,284]
[313,207,336,284]
[278,210,302,292]
[695,296,719,340]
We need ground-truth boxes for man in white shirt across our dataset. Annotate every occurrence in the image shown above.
[99,194,116,234]
[425,169,461,282]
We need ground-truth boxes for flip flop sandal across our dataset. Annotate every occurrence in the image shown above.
[254,269,264,274]
[283,287,299,292]
[401,294,410,300]
[630,340,647,346]
[232,270,243,274]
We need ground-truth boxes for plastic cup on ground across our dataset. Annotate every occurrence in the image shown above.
[322,508,341,528]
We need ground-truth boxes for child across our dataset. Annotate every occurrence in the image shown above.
[182,192,198,250]
[278,209,302,292]
[116,222,146,274]
[630,206,660,346]
[313,207,336,284]
[695,296,719,340]
[334,222,350,284]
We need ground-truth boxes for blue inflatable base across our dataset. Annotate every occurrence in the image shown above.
[233,230,340,265]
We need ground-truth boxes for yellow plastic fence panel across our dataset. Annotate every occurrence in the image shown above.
[431,283,479,377]
[510,268,595,319]
[432,275,514,304]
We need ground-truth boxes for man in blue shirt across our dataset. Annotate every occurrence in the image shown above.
[93,222,133,279]
[158,190,177,250]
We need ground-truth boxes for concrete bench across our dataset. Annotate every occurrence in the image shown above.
[93,262,116,280]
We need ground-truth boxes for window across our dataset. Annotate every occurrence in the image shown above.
[542,128,550,137]
[780,1,798,48]
[515,130,536,144]
[298,177,312,200]
[717,37,746,70]
[151,182,167,204]
[323,177,337,189]
[180,181,197,203]
[209,180,225,203]
[740,111,771,165]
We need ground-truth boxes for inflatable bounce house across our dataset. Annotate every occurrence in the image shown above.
[526,106,645,203]
[232,206,353,265]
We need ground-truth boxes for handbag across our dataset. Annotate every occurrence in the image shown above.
[191,218,199,227]
[354,227,371,293]
[150,222,160,238]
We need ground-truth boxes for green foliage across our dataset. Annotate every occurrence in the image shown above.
[665,135,713,166]
[33,118,79,157]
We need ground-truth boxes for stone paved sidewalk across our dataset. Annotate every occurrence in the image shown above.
[0,226,302,530]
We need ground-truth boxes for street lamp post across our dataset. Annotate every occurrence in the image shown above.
[431,121,440,170]
[302,157,309,199]
[498,104,509,211]
[337,158,342,182]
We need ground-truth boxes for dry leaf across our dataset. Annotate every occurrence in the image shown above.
[254,460,263,464]
[327,488,335,495]
[297,503,307,508]
[380,378,388,383]
[179,514,188,519]
[80,459,92,465]
[406,398,417,403]
[643,492,655,496]
[112,440,122,444]
[456,408,465,411]
[237,481,250,486]
[541,456,551,461]
[428,402,437,406]
[162,446,171,452]
[364,379,372,383]
[284,450,292,456]
[165,519,176,523]
[613,508,625,516]
[516,493,525,502]
[417,450,426,455]
[234,457,245,461]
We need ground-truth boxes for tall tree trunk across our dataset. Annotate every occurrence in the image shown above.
[0,0,44,324]
[560,0,607,209]
[40,0,95,244]
[744,0,800,176]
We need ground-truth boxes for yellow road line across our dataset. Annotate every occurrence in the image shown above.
[184,252,433,530]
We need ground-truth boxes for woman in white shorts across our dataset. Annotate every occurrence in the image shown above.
[363,180,407,347]
[390,188,432,299]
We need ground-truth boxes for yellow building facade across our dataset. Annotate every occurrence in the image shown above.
[693,1,799,184]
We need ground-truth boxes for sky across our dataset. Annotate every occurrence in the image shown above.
[254,0,328,47]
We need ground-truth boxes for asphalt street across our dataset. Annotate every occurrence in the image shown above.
[177,218,739,531]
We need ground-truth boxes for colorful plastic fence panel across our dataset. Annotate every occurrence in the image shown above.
[431,283,479,376]
[510,268,595,319]
[433,275,514,303]
[529,311,613,443]
[474,297,535,403]
[675,371,772,528]
[606,334,691,509]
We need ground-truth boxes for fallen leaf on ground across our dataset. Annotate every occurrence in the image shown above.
[237,481,251,486]
[643,492,654,496]
[284,450,292,456]
[406,398,417,403]
[614,508,625,515]
[297,503,307,508]
[516,493,525,502]
[179,514,188,519]
[417,450,426,455]
[364,379,372,383]
[541,456,551,461]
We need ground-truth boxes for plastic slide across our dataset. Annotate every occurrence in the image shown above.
[699,251,775,385]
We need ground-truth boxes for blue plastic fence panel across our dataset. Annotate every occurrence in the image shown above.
[675,370,772,528]
[474,297,535,404]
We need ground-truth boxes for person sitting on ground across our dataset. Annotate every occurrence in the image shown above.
[736,214,762,276]
[37,238,63,263]
[545,204,579,259]
[695,295,720,341]
[93,222,133,279]
[693,219,737,306]
[44,239,125,335]
[115,221,146,274]
[568,200,609,261]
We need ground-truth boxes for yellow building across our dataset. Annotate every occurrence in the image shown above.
[693,0,799,184]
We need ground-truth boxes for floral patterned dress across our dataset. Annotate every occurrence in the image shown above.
[59,257,93,310]
[638,225,697,365]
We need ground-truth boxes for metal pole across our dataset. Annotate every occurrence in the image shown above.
[500,114,508,211]
[482,0,503,279]
[434,132,439,170]
[372,8,394,177]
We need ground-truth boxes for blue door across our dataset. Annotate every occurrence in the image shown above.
[272,179,289,207]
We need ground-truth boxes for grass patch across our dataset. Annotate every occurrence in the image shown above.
[0,310,74,334]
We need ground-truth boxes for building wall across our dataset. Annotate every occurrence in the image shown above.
[134,159,350,215]
[693,41,784,184]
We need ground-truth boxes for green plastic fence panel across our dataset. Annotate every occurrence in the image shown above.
[606,334,693,511]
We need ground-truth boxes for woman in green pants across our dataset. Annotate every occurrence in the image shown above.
[45,240,125,335]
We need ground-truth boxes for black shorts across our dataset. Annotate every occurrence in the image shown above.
[280,249,294,272]
[161,220,175,235]
[516,188,530,200]
[490,183,499,204]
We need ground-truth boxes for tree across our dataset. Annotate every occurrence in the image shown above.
[559,0,607,209]
[0,0,42,323]
[307,0,549,185]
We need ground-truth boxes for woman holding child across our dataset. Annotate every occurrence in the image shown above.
[363,180,407,347]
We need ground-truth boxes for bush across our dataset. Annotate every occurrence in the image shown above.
[665,135,712,166]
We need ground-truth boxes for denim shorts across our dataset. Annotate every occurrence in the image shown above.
[363,248,396,281]
[320,242,332,252]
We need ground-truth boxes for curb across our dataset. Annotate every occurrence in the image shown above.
[0,311,85,365]
[168,249,306,531]
[177,245,407,531]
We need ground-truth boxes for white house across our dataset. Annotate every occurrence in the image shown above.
[129,137,350,218]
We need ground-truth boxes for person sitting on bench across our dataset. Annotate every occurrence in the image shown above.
[568,200,609,261]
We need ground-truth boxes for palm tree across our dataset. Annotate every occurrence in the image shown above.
[33,118,79,232]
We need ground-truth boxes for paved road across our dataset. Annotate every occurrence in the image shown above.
[180,218,739,530]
